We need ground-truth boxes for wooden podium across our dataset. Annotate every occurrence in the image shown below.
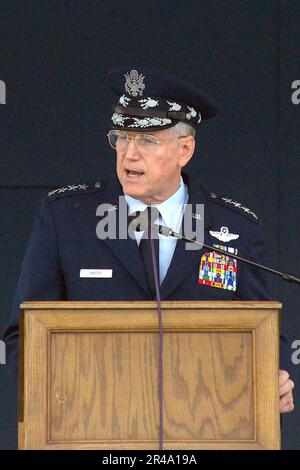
[18,301,281,450]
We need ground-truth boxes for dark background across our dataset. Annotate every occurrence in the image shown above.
[0,0,299,449]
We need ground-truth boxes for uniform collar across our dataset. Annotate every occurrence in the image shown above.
[99,171,213,298]
[102,172,212,229]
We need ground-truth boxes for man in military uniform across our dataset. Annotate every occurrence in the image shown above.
[3,66,294,413]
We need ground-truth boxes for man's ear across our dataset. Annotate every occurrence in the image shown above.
[178,135,196,168]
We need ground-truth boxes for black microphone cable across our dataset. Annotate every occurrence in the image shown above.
[149,232,164,450]
[129,209,165,449]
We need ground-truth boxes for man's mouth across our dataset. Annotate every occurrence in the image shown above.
[125,169,144,178]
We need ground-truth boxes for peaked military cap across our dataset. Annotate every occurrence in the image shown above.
[106,65,218,132]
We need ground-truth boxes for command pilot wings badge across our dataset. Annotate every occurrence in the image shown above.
[209,226,239,242]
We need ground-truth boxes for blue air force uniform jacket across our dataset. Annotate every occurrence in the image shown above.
[3,173,293,380]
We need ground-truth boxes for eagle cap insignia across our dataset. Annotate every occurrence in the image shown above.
[124,70,145,97]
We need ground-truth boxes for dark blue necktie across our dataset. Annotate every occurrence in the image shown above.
[138,206,160,298]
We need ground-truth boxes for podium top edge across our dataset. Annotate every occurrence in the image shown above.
[20,300,282,310]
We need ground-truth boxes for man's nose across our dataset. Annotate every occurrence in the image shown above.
[124,137,141,159]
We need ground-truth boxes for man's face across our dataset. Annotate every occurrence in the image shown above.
[116,128,193,205]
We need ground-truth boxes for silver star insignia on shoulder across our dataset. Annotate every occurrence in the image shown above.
[48,183,90,197]
[221,197,258,220]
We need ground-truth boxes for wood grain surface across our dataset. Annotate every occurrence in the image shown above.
[50,331,252,441]
[19,301,280,449]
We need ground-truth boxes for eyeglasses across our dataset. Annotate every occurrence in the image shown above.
[107,130,186,154]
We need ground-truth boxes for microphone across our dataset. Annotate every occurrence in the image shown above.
[143,218,300,450]
[153,223,300,285]
[128,211,300,450]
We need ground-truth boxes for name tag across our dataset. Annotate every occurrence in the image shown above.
[80,269,113,278]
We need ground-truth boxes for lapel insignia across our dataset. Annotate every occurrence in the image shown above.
[198,251,237,291]
[209,226,239,242]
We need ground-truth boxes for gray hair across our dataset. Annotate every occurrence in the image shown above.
[170,121,196,138]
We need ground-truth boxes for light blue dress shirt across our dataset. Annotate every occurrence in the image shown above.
[124,176,189,283]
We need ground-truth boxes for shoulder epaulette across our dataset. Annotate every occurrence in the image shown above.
[207,192,259,223]
[47,181,104,200]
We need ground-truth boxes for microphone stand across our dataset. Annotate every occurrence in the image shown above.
[148,221,300,450]
[149,234,164,451]
[130,211,165,449]
[154,224,300,285]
